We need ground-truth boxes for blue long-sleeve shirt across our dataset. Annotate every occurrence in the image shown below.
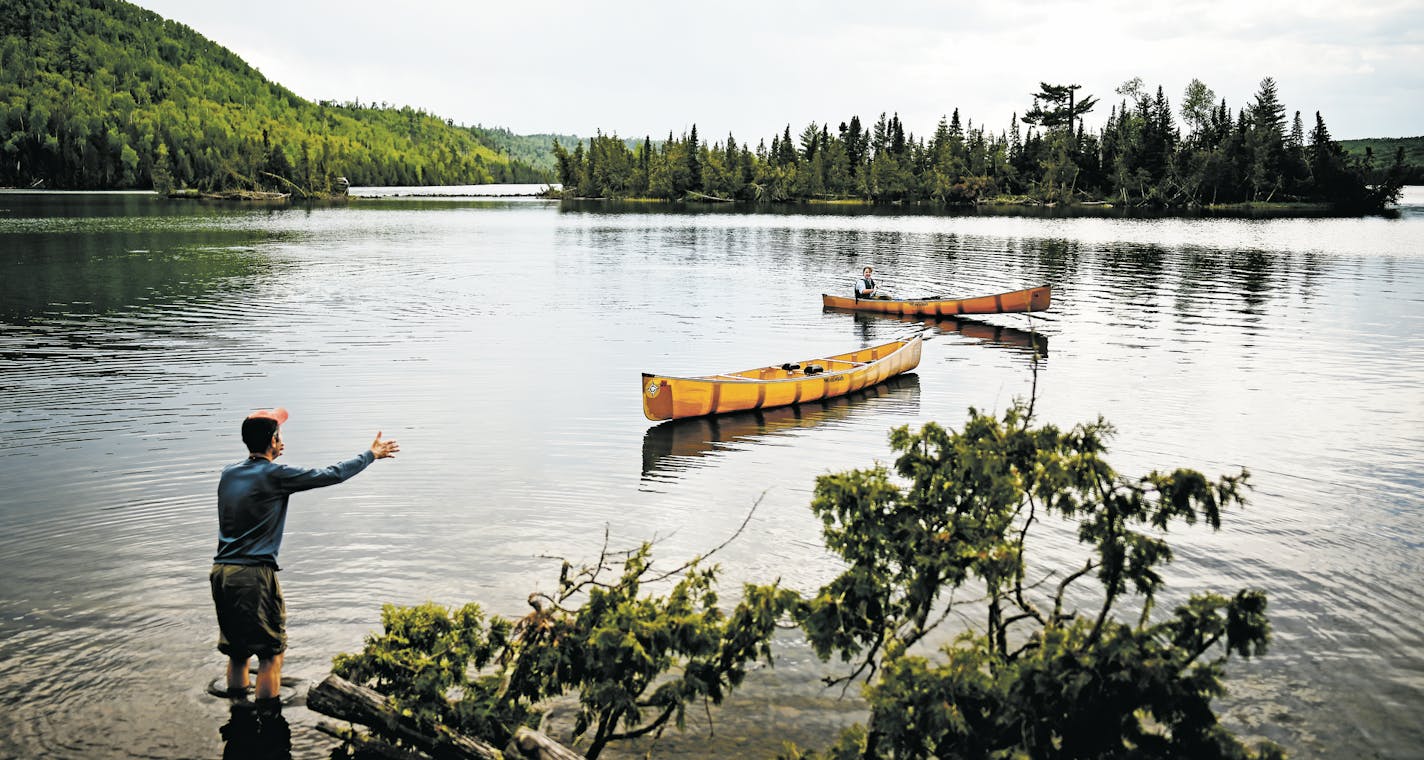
[214,451,375,567]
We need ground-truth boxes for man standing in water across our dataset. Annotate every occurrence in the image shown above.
[211,407,399,707]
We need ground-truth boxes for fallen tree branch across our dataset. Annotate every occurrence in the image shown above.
[307,674,501,760]
[309,674,586,760]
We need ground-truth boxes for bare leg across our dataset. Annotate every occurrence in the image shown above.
[255,653,284,700]
[226,655,251,692]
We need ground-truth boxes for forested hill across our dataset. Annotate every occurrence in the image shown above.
[1339,136,1424,184]
[0,0,555,192]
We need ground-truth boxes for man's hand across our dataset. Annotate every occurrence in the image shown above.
[370,431,400,460]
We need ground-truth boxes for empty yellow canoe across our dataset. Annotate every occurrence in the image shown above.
[821,285,1051,315]
[641,337,922,421]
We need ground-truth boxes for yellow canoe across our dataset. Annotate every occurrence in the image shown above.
[821,285,1051,315]
[642,374,922,476]
[641,337,922,421]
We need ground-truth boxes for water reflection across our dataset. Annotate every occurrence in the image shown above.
[641,373,921,479]
[219,702,290,760]
[0,230,278,324]
[826,308,1049,357]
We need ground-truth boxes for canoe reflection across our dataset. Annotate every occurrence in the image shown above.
[922,314,1048,355]
[641,373,920,479]
[832,308,1048,356]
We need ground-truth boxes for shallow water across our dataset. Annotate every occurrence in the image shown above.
[1,188,1422,758]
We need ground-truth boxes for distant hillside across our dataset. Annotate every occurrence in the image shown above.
[1339,136,1424,184]
[467,126,582,174]
[0,0,556,192]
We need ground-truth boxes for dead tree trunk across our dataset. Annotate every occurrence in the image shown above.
[307,674,501,760]
[308,674,585,760]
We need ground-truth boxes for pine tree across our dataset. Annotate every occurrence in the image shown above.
[686,124,702,192]
[844,115,867,176]
[779,124,798,165]
[1247,77,1288,200]
[1022,82,1098,148]
[799,122,821,162]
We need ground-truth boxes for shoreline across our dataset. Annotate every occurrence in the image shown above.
[1,187,1402,216]
[552,192,1376,217]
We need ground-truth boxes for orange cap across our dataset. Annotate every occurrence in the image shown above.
[246,407,289,425]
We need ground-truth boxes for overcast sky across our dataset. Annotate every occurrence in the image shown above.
[130,0,1422,143]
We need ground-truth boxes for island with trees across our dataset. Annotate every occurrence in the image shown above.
[551,78,1406,213]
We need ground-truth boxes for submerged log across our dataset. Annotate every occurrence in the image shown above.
[307,674,501,760]
[685,190,735,203]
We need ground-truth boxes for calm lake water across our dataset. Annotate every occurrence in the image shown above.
[1,188,1422,758]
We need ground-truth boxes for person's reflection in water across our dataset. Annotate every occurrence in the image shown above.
[220,698,291,760]
[853,311,875,343]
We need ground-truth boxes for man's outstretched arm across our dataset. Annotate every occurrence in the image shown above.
[273,432,400,492]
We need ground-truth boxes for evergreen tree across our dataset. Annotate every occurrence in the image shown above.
[890,113,907,156]
[778,124,798,166]
[686,124,702,192]
[799,122,821,163]
[1247,76,1288,200]
[843,115,868,176]
[871,112,890,157]
[1022,82,1098,147]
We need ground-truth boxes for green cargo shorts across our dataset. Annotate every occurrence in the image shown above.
[210,563,287,658]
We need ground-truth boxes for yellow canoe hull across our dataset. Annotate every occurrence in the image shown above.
[821,285,1051,315]
[641,337,922,421]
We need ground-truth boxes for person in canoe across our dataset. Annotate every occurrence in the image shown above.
[210,407,399,711]
[856,266,891,299]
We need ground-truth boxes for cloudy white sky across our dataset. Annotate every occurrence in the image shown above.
[131,0,1422,143]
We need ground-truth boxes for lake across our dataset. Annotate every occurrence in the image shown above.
[1,188,1421,758]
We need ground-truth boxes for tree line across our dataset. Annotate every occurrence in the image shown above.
[552,77,1406,212]
[0,0,552,193]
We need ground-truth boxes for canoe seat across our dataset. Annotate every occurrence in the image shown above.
[781,362,801,371]
[804,364,825,375]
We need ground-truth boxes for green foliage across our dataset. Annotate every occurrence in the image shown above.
[332,602,526,745]
[331,536,795,759]
[790,402,1283,759]
[507,543,798,758]
[0,0,552,191]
